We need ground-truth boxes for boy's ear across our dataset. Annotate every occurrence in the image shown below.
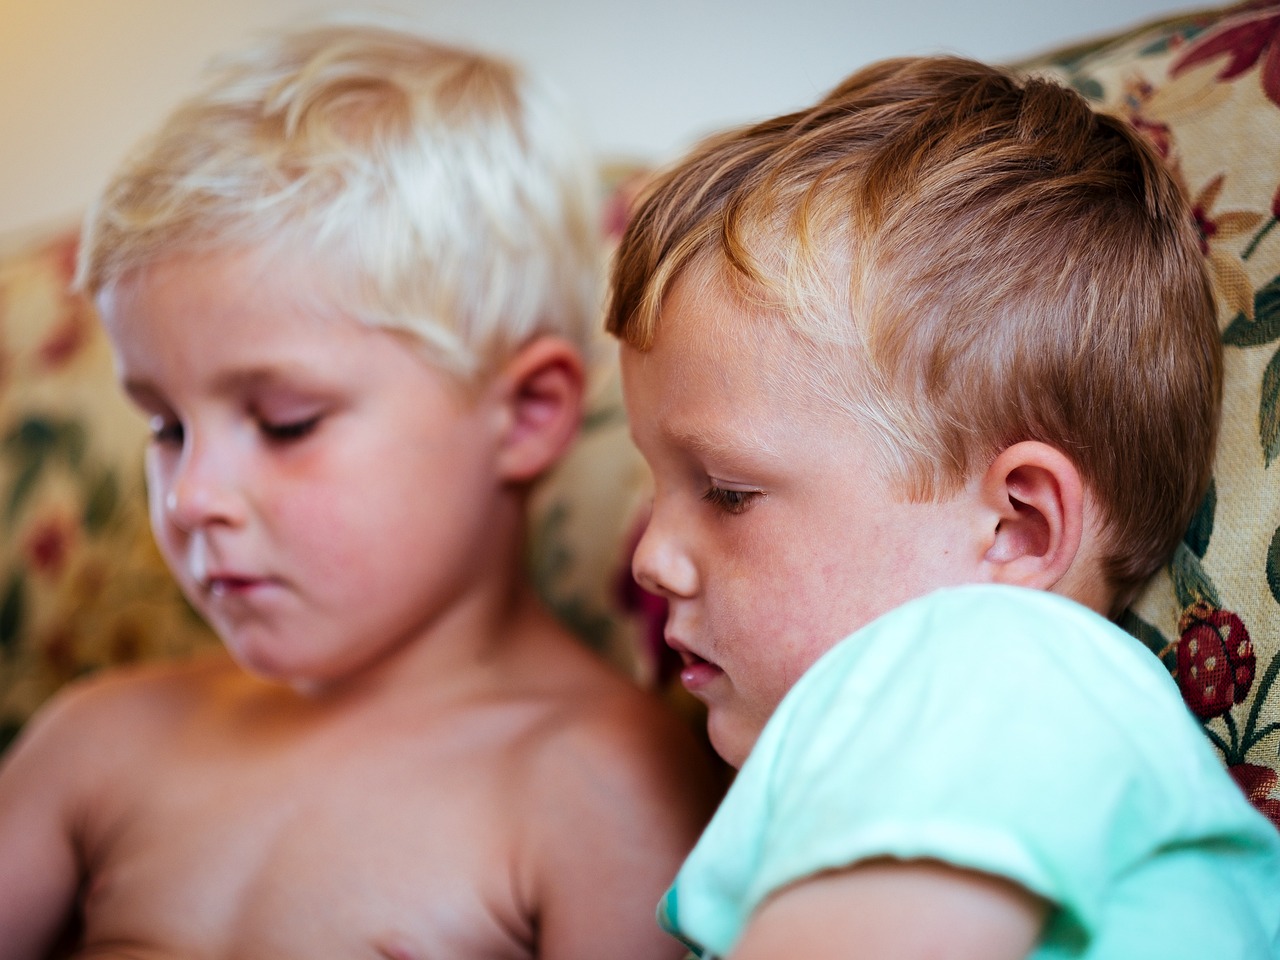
[980,441,1085,593]
[491,336,585,484]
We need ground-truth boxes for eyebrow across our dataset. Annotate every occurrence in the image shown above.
[661,421,788,467]
[121,363,330,404]
[208,365,325,394]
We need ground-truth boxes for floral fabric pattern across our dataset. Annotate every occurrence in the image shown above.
[1028,0,1280,829]
[3,4,1279,834]
[0,233,217,749]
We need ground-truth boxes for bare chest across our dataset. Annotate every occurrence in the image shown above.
[75,726,537,960]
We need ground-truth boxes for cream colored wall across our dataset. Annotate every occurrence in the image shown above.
[1,0,1200,239]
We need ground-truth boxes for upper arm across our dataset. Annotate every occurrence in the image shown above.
[732,859,1047,960]
[0,688,99,959]
[527,697,724,960]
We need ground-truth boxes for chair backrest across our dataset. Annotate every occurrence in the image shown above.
[1007,0,1280,829]
[3,2,1277,834]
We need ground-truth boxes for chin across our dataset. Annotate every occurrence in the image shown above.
[707,714,756,770]
[222,634,307,685]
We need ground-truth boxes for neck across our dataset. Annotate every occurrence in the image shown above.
[293,497,542,706]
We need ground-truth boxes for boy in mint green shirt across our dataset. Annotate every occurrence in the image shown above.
[608,55,1280,959]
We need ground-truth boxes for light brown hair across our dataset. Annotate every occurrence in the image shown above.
[608,56,1221,609]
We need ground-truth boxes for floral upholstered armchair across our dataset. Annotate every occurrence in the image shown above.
[2,0,1280,831]
[1022,0,1280,826]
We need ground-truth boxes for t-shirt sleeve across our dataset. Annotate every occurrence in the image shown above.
[715,588,1253,945]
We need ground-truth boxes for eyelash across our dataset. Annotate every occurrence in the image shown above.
[149,417,183,446]
[260,416,321,443]
[147,416,322,446]
[701,485,762,515]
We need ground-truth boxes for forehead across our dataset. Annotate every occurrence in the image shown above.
[101,248,317,329]
[97,248,440,396]
[620,267,851,460]
[630,263,848,393]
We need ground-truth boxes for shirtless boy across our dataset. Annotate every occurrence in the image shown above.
[610,56,1280,959]
[0,22,718,960]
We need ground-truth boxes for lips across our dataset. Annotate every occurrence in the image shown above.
[204,574,271,597]
[666,635,724,692]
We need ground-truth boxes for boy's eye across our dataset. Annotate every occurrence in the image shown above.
[702,484,762,515]
[259,415,322,443]
[148,415,184,446]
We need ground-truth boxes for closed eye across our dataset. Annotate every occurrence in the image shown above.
[260,415,322,443]
[702,484,763,515]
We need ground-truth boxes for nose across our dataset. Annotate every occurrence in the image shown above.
[155,438,245,532]
[630,502,698,600]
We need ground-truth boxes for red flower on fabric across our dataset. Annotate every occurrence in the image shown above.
[45,234,79,286]
[614,515,679,686]
[1171,3,1280,107]
[37,308,91,369]
[40,626,78,679]
[33,233,93,370]
[602,170,649,241]
[1174,601,1256,720]
[24,515,74,578]
[1230,763,1280,830]
[1128,115,1174,160]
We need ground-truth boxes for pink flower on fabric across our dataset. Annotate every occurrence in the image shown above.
[1230,763,1280,831]
[24,514,74,578]
[614,513,680,687]
[1172,2,1280,107]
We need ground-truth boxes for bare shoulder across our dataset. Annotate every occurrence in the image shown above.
[510,626,722,808]
[498,623,724,875]
[497,624,723,959]
[3,650,237,776]
[0,650,240,928]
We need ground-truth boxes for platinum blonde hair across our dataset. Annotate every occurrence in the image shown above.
[78,18,602,379]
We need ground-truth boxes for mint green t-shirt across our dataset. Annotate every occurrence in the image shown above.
[659,585,1280,959]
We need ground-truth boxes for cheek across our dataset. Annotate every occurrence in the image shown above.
[278,436,491,570]
[143,458,178,547]
[715,544,871,678]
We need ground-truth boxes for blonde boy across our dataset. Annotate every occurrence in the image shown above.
[610,57,1280,958]
[0,22,719,960]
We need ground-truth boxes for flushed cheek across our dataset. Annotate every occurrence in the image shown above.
[714,596,863,734]
[707,593,804,693]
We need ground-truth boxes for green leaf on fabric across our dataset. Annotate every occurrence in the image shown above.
[1138,23,1206,57]
[0,574,25,653]
[545,595,615,655]
[1223,275,1280,347]
[528,501,572,583]
[3,417,58,457]
[1139,36,1178,56]
[1067,75,1105,102]
[82,469,119,533]
[1268,525,1280,607]
[1171,541,1221,608]
[3,416,87,466]
[4,419,61,520]
[0,721,22,757]
[1183,478,1216,557]
[56,420,88,469]
[583,404,626,432]
[7,459,43,522]
[1264,347,1280,467]
[1118,609,1170,660]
